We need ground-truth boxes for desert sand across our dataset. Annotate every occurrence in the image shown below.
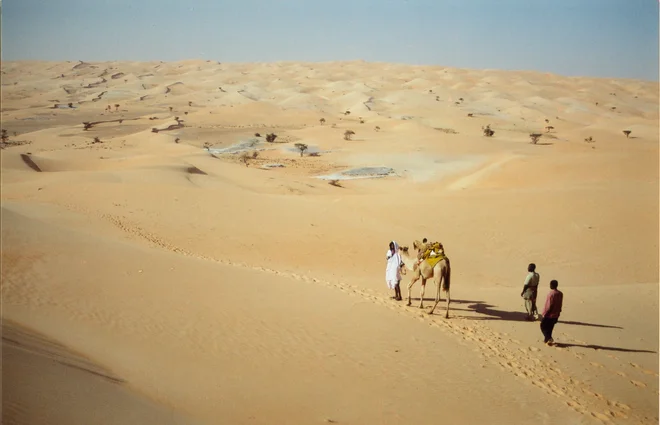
[1,59,658,425]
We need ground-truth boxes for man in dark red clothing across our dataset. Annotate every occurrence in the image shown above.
[540,280,563,346]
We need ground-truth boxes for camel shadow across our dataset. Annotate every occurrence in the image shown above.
[553,343,656,354]
[465,302,623,329]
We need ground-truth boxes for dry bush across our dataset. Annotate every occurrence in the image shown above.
[344,130,355,140]
[266,133,278,143]
[545,126,554,132]
[584,136,594,143]
[320,118,326,125]
[294,143,308,157]
[529,133,542,144]
[482,125,494,137]
[623,130,631,138]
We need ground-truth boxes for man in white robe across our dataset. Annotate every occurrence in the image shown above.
[386,241,403,300]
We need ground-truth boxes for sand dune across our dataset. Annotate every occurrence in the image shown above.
[1,59,658,425]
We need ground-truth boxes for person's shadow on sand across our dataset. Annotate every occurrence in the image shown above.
[462,302,657,354]
[465,302,623,329]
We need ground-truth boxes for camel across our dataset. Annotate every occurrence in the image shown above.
[398,240,451,318]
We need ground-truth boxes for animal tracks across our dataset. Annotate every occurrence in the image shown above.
[100,213,651,424]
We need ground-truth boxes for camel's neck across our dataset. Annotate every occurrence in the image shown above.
[399,247,418,271]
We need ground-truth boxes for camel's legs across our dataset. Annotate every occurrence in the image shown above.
[428,273,444,315]
[419,279,427,308]
[407,275,420,306]
[445,288,451,319]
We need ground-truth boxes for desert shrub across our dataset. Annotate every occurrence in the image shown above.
[584,136,594,143]
[545,126,554,132]
[529,133,542,144]
[375,126,381,131]
[266,133,278,143]
[329,179,343,187]
[320,118,326,125]
[344,130,355,140]
[483,125,494,137]
[255,133,261,137]
[294,143,308,157]
[623,130,631,138]
[1,130,8,142]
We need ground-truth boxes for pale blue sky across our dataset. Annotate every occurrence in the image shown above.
[2,0,658,81]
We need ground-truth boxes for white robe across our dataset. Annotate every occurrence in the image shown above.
[385,241,402,289]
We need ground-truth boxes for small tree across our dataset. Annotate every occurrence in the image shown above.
[529,133,542,144]
[375,126,381,132]
[266,133,278,143]
[344,110,351,115]
[545,126,554,133]
[175,138,180,143]
[169,106,173,112]
[344,130,355,140]
[320,118,326,125]
[240,152,251,167]
[482,125,494,137]
[359,118,365,124]
[435,96,439,101]
[254,133,261,137]
[623,130,631,138]
[68,102,73,108]
[584,136,594,143]
[467,113,473,117]
[114,104,119,111]
[1,129,8,143]
[294,143,308,157]
[188,101,192,107]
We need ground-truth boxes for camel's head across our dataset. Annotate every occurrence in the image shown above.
[399,246,409,254]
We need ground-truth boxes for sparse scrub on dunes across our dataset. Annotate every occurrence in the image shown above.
[529,133,542,144]
[82,117,139,131]
[240,151,259,166]
[623,130,631,138]
[294,143,308,157]
[435,128,458,134]
[344,130,355,140]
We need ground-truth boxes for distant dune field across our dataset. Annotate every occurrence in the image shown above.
[1,60,658,425]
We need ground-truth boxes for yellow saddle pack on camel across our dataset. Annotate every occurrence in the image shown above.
[422,242,446,268]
